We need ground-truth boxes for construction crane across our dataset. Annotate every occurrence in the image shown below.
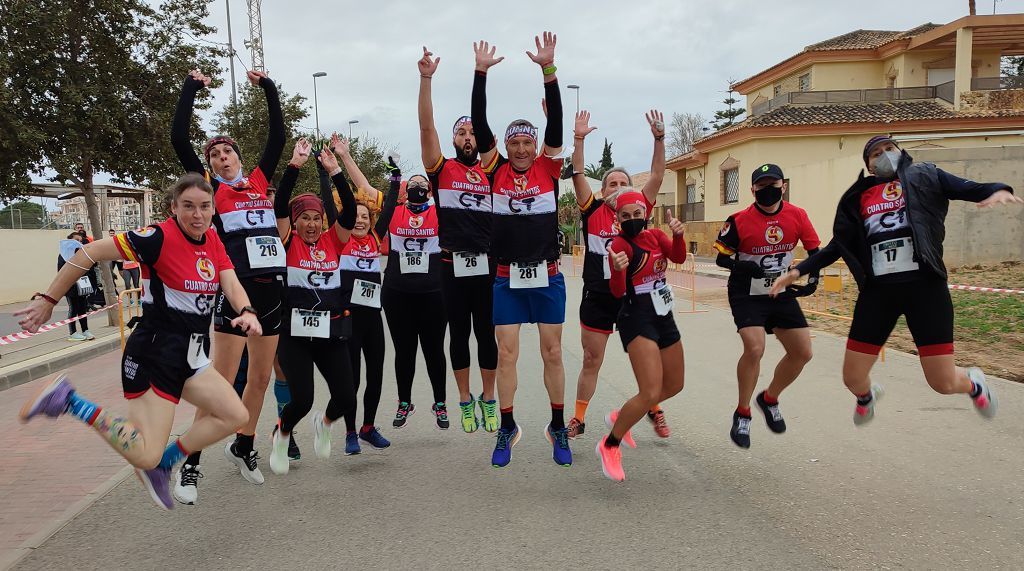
[243,0,265,72]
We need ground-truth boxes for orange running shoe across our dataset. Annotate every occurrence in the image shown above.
[595,436,625,482]
[567,417,585,439]
[647,409,670,438]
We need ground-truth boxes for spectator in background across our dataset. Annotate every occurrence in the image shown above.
[58,232,96,341]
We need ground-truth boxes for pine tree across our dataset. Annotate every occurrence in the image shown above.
[711,90,746,131]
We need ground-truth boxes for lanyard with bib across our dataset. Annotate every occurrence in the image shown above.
[871,237,919,276]
[290,308,330,338]
[246,235,286,268]
[454,252,489,277]
[510,261,548,289]
[350,278,382,308]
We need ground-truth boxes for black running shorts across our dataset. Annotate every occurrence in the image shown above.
[580,288,622,335]
[616,298,681,351]
[847,277,954,356]
[214,275,283,337]
[122,327,209,404]
[729,295,808,334]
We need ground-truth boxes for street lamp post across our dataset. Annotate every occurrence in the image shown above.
[567,84,580,114]
[348,120,359,140]
[312,72,327,137]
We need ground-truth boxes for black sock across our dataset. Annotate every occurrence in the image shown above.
[856,393,873,406]
[185,451,202,466]
[235,433,254,455]
[550,403,565,430]
[969,381,982,398]
[500,407,515,431]
[605,434,621,448]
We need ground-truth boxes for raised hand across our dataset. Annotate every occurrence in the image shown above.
[977,189,1024,208]
[330,133,350,157]
[646,109,666,139]
[608,246,629,271]
[667,210,684,235]
[290,138,312,167]
[318,147,341,174]
[419,46,440,77]
[246,70,269,86]
[474,40,504,72]
[526,31,557,67]
[574,110,597,139]
[188,69,212,88]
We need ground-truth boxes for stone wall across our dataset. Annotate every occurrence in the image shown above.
[959,89,1024,112]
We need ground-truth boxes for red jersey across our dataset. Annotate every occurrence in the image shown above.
[114,218,233,334]
[384,204,441,292]
[859,180,920,280]
[284,230,350,337]
[484,154,561,266]
[608,228,687,298]
[581,194,654,293]
[208,167,284,278]
[427,156,491,253]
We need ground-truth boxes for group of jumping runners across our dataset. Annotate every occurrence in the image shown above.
[14,32,1021,504]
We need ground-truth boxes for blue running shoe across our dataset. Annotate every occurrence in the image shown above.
[545,423,573,467]
[136,466,173,510]
[344,432,362,455]
[491,424,522,468]
[359,427,391,449]
[19,373,73,422]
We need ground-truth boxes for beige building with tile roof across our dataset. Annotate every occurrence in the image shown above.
[668,14,1024,264]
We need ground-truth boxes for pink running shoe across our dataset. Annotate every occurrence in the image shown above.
[605,409,637,449]
[595,436,625,482]
[853,383,884,426]
[648,409,671,438]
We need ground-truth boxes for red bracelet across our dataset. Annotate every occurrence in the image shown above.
[32,292,58,305]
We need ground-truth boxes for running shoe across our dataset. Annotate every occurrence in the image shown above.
[595,436,625,482]
[730,411,752,449]
[269,426,289,475]
[491,424,522,468]
[567,417,586,439]
[136,466,173,510]
[853,383,884,427]
[68,332,86,342]
[544,423,573,467]
[647,409,671,438]
[312,412,331,459]
[459,399,479,433]
[432,403,450,430]
[479,396,499,433]
[755,391,787,434]
[604,410,637,449]
[359,427,391,449]
[287,432,301,460]
[19,372,73,422]
[345,432,362,455]
[968,368,997,419]
[83,330,96,340]
[224,441,264,485]
[393,402,415,428]
[172,464,202,505]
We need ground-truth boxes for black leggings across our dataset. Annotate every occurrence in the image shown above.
[120,267,140,290]
[382,287,448,404]
[344,307,386,431]
[440,260,498,371]
[66,295,89,334]
[277,335,355,433]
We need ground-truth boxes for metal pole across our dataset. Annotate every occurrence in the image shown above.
[225,0,238,123]
[576,89,580,114]
[313,76,320,137]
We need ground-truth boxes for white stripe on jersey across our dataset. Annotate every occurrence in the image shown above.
[587,233,617,255]
[287,267,342,291]
[737,251,795,273]
[633,277,666,294]
[219,208,277,232]
[340,255,381,273]
[437,188,492,212]
[492,191,556,216]
[389,234,441,254]
[862,205,909,236]
[141,278,216,315]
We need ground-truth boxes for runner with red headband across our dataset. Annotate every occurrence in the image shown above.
[595,191,687,482]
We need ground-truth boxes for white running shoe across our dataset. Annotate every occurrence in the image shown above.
[968,368,997,419]
[172,464,201,505]
[312,412,331,459]
[83,330,96,340]
[68,332,86,342]
[223,440,264,485]
[853,383,884,426]
[269,427,290,475]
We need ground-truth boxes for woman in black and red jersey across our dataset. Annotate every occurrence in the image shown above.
[772,136,1021,426]
[17,174,259,510]
[171,68,285,493]
[594,191,687,482]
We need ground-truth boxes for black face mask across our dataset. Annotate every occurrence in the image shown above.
[620,218,647,238]
[754,185,783,207]
[407,185,430,204]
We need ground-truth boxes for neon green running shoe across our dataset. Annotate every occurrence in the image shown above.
[459,398,479,433]
[479,394,499,433]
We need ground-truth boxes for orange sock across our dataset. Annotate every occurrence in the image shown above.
[649,403,662,415]
[574,399,589,422]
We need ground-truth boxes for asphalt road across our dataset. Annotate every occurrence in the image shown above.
[13,274,1024,570]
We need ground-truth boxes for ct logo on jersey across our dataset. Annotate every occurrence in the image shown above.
[132,227,156,238]
[882,182,902,202]
[653,258,668,273]
[719,222,731,237]
[513,174,528,193]
[466,170,482,184]
[408,215,423,229]
[310,249,326,262]
[765,225,784,245]
[196,258,216,281]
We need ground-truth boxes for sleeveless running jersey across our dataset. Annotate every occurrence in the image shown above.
[208,167,284,278]
[427,156,491,253]
[384,204,441,292]
[715,202,820,297]
[608,229,681,298]
[485,154,561,265]
[284,230,350,337]
[859,180,920,282]
[581,194,654,293]
[113,219,233,334]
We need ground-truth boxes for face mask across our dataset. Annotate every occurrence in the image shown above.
[214,170,245,186]
[872,150,901,179]
[407,185,430,204]
[620,218,647,238]
[754,185,783,207]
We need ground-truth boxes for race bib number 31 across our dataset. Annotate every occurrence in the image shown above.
[871,237,919,276]
[453,252,489,277]
[510,262,548,289]
[246,236,285,269]
[350,279,381,308]
[399,251,429,274]
[291,308,329,338]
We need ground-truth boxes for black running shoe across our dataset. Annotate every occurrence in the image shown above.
[393,402,415,428]
[432,402,450,430]
[755,391,787,434]
[287,432,301,460]
[730,411,751,449]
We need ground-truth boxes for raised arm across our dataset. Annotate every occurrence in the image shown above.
[317,148,356,243]
[640,110,667,205]
[661,212,687,264]
[418,46,443,169]
[171,70,210,174]
[249,71,286,178]
[527,32,562,157]
[332,133,380,203]
[374,171,402,239]
[935,168,1020,206]
[274,138,311,239]
[472,40,504,169]
[572,110,597,207]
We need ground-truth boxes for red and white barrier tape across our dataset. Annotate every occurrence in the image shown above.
[948,284,1024,295]
[0,301,121,346]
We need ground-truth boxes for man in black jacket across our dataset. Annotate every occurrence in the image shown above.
[772,136,1021,426]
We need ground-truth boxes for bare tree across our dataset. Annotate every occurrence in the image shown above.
[668,112,707,156]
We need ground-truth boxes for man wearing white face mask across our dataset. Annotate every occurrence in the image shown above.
[772,135,1022,427]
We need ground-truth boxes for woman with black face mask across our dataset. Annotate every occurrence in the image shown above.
[381,173,450,430]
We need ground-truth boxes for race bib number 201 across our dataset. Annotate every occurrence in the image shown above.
[350,279,381,308]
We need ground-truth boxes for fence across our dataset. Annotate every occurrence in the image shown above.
[563,248,704,314]
[118,288,143,349]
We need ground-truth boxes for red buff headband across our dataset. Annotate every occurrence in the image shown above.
[505,123,538,144]
[290,194,325,223]
[615,191,647,213]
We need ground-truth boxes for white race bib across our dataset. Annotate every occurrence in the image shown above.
[291,308,329,338]
[453,252,489,277]
[187,333,210,369]
[75,276,94,296]
[651,284,675,316]
[749,271,782,296]
[871,237,919,276]
[602,255,611,280]
[399,251,429,274]
[510,262,548,289]
[245,236,285,269]
[350,279,382,308]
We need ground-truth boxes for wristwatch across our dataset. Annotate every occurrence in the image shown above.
[240,305,258,316]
